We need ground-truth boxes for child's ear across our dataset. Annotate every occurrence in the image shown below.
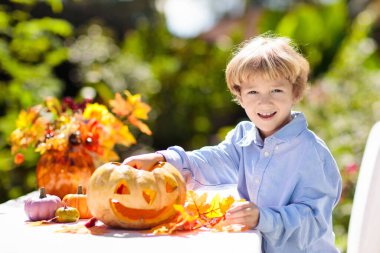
[292,94,302,104]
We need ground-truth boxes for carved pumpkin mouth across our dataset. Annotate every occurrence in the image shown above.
[109,180,173,221]
[110,199,168,220]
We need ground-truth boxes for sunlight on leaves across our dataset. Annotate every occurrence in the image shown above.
[151,190,246,235]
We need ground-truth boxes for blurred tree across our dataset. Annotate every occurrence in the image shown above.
[120,19,244,150]
[30,0,156,40]
[0,0,72,200]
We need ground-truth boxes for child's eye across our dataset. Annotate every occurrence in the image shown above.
[272,89,283,93]
[248,90,258,95]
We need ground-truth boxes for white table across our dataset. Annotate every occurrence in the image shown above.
[0,186,262,253]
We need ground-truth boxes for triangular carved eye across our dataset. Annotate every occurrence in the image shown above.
[143,189,156,205]
[165,176,178,193]
[115,181,130,195]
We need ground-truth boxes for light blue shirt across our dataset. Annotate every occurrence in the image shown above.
[158,112,342,253]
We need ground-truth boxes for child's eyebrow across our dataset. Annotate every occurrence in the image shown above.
[271,83,287,87]
[242,80,288,89]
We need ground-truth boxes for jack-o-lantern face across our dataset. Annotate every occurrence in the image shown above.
[87,162,186,229]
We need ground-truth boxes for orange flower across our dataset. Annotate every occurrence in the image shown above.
[14,153,25,165]
[9,90,152,164]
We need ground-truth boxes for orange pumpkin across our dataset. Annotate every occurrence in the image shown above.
[62,185,92,219]
[87,162,186,229]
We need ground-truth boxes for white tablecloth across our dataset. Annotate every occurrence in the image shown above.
[0,186,262,253]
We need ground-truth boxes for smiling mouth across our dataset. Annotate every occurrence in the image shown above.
[258,112,276,119]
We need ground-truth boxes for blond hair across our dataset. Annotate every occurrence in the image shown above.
[225,35,310,103]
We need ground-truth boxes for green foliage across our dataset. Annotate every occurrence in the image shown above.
[259,0,349,76]
[119,19,243,149]
[0,0,72,200]
[66,17,243,150]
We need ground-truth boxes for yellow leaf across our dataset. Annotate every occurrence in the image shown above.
[219,195,235,213]
[151,190,245,234]
[174,204,196,222]
[44,96,61,116]
[206,194,223,218]
[116,125,137,146]
[185,190,210,216]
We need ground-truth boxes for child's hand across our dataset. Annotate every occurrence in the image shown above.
[224,201,260,229]
[122,153,165,171]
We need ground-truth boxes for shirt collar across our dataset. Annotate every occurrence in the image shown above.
[238,111,308,147]
[272,111,308,142]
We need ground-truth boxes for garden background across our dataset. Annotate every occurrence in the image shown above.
[1,0,380,252]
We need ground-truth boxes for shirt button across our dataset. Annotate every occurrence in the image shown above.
[255,178,260,184]
[275,146,279,151]
[264,151,270,157]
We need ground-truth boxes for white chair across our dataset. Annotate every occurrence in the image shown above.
[347,122,380,253]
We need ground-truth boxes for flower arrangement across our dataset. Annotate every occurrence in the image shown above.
[10,90,152,165]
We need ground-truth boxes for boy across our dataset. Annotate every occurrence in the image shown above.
[123,35,342,253]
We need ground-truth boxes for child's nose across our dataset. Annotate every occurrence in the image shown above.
[258,94,272,104]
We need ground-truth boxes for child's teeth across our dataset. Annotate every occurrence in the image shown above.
[259,112,276,118]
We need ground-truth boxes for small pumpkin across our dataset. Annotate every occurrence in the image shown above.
[62,185,92,219]
[87,162,186,229]
[24,187,62,221]
[55,205,80,223]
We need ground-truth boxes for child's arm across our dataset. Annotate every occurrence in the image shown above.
[155,122,251,187]
[255,149,342,249]
[158,144,240,187]
[122,122,249,186]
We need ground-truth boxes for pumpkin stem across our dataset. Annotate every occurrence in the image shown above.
[39,187,47,199]
[77,185,83,194]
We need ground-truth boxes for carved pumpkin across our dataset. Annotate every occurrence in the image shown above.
[87,162,186,229]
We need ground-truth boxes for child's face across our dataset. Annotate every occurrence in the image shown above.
[239,75,297,138]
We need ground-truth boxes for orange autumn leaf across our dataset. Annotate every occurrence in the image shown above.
[127,115,152,135]
[151,190,244,235]
[125,92,151,120]
[110,91,151,120]
[185,190,210,217]
[10,90,153,165]
[109,91,152,135]
[109,92,133,117]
